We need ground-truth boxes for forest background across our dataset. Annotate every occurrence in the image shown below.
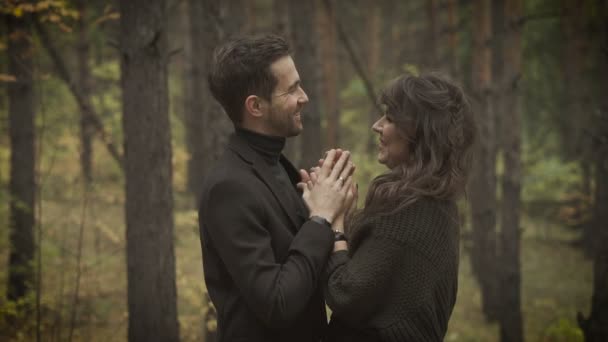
[1,0,607,341]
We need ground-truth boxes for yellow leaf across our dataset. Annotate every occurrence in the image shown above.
[36,1,51,11]
[13,7,23,17]
[0,74,17,82]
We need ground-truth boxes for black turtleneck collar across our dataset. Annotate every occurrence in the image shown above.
[236,127,286,164]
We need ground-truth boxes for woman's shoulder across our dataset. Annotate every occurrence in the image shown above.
[370,197,459,243]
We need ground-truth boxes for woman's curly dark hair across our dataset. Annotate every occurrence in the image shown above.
[360,73,476,218]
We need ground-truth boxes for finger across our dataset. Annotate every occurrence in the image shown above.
[319,149,337,178]
[340,175,354,195]
[310,171,318,184]
[296,182,306,191]
[307,180,313,190]
[317,158,324,167]
[329,150,351,181]
[337,161,355,184]
[299,169,311,183]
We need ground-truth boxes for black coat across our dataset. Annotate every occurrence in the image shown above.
[199,133,334,342]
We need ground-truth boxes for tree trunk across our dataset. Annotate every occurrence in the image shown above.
[184,0,229,202]
[6,12,36,303]
[561,0,595,255]
[469,0,500,322]
[578,2,608,339]
[222,0,249,37]
[446,0,460,77]
[366,4,381,153]
[273,0,290,38]
[119,1,180,341]
[317,0,340,149]
[77,0,95,184]
[499,0,524,341]
[290,0,322,169]
[425,0,439,69]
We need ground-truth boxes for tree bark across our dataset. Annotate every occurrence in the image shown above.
[6,12,36,303]
[119,1,180,341]
[469,0,500,322]
[499,0,524,341]
[77,0,95,184]
[290,0,322,168]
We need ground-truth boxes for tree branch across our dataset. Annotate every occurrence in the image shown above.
[322,0,380,111]
[33,18,124,170]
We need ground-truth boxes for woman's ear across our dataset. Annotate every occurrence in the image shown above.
[245,95,267,119]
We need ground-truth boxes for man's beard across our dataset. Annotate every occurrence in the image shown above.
[267,107,302,137]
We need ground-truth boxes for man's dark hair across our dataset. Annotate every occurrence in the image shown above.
[208,34,291,124]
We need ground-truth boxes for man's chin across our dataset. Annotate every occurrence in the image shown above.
[287,126,303,137]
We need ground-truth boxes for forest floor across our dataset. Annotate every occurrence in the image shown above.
[0,165,592,342]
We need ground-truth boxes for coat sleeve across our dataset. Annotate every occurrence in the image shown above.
[200,176,334,326]
[323,234,405,324]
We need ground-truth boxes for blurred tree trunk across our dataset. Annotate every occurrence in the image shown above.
[469,0,500,322]
[498,0,524,341]
[273,0,290,38]
[223,0,251,36]
[77,0,94,184]
[290,0,322,168]
[317,0,340,148]
[426,0,439,69]
[380,0,398,76]
[6,12,36,303]
[561,0,595,255]
[184,0,228,202]
[119,1,180,341]
[446,0,460,77]
[578,2,608,340]
[366,4,381,153]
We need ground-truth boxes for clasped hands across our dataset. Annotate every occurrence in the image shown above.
[297,149,358,231]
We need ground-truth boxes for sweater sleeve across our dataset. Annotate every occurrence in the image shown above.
[324,234,405,324]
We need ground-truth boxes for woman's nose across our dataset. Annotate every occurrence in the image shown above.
[372,119,382,133]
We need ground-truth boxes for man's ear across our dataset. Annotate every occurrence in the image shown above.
[244,95,267,119]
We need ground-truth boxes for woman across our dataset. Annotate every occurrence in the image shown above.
[302,73,476,341]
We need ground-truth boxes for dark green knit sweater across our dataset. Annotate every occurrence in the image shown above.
[323,198,460,342]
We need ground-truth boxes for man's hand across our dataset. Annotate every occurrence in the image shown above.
[297,149,354,224]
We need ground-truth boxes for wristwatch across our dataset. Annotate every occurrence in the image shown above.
[309,215,332,229]
[333,230,347,242]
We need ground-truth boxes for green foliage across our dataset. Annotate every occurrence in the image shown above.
[541,318,584,342]
[0,293,55,342]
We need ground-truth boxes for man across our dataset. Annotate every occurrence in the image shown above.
[199,34,352,341]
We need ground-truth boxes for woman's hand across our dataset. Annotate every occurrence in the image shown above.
[297,149,354,224]
[332,182,357,233]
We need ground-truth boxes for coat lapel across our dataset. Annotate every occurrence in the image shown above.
[228,134,304,233]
